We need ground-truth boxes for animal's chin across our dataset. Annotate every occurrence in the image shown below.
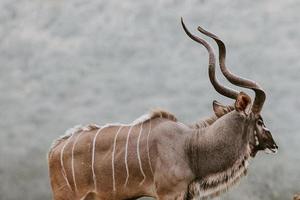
[264,147,278,154]
[249,140,279,157]
[263,143,278,154]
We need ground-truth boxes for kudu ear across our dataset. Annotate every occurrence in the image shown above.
[213,100,228,118]
[235,92,252,112]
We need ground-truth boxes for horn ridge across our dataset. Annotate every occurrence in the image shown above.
[197,26,266,113]
[181,18,239,100]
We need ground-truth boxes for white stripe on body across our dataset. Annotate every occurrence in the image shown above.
[55,113,155,193]
[124,126,134,187]
[91,127,105,191]
[137,123,146,185]
[91,124,126,191]
[112,126,123,192]
[146,119,154,176]
[71,131,84,193]
[60,133,75,191]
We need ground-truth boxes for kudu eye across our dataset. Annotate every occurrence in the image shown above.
[257,119,263,126]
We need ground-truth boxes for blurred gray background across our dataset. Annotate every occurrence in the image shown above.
[0,0,299,199]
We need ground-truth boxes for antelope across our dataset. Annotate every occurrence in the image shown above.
[48,18,278,200]
[294,194,300,200]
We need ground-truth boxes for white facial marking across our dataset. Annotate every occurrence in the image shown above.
[264,148,273,154]
[137,123,146,185]
[112,126,123,192]
[255,136,259,146]
[124,126,134,187]
[60,133,74,191]
[146,119,154,176]
[264,148,278,154]
[71,131,83,193]
[244,160,249,168]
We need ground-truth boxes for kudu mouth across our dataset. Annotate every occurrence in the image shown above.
[251,128,278,157]
[249,143,278,157]
[265,147,278,154]
[260,127,278,154]
[264,143,278,154]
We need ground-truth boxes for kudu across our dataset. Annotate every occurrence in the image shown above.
[48,18,278,200]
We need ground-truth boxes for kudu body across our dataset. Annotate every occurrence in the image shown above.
[48,19,278,200]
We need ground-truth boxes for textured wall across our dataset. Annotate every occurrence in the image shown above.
[0,0,299,199]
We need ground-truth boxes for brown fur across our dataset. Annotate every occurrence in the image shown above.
[49,110,176,156]
[48,112,183,200]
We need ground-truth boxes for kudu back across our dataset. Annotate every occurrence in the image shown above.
[48,19,278,200]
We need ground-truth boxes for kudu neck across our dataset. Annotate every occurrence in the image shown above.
[185,111,251,179]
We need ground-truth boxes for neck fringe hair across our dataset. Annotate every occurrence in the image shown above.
[184,145,251,200]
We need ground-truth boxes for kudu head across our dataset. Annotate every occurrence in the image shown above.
[181,18,278,157]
